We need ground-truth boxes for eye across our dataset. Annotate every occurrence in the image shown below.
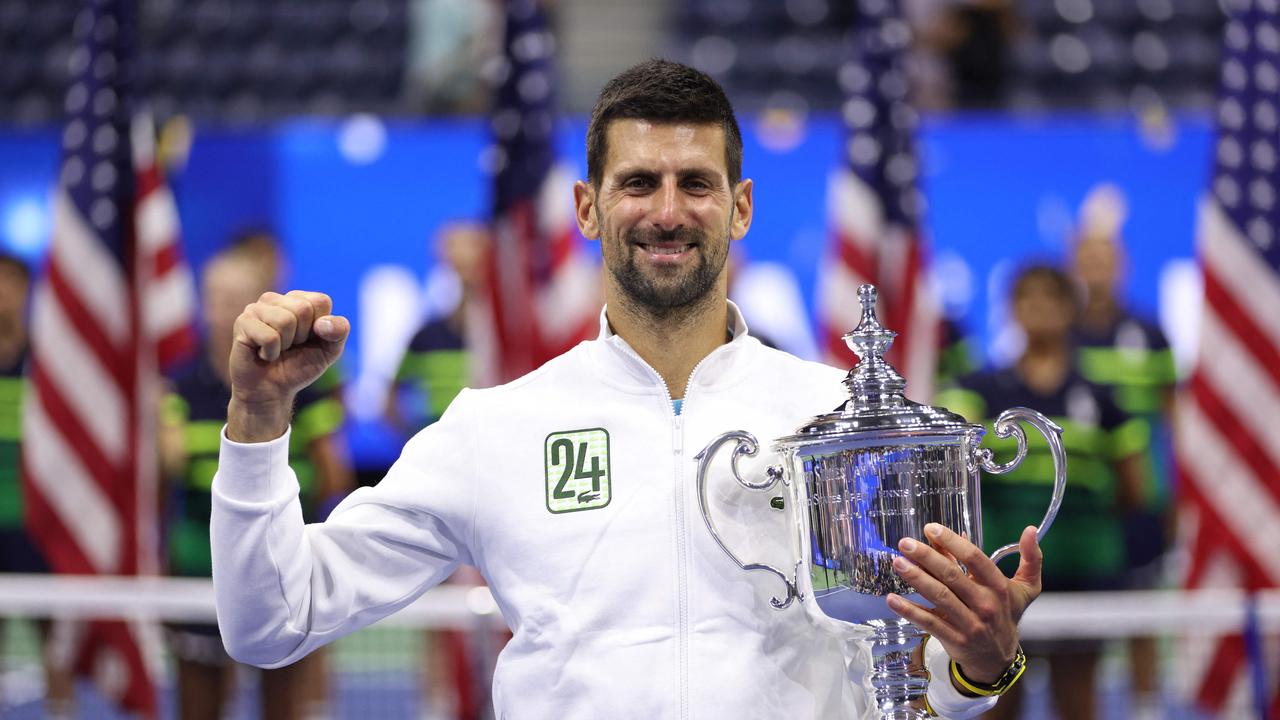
[623,176,654,190]
[683,177,714,193]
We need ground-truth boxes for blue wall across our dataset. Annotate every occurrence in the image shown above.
[0,112,1212,461]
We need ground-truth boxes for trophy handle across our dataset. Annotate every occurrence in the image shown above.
[975,407,1067,565]
[694,430,800,609]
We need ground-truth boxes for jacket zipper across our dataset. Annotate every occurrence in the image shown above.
[611,338,720,720]
[672,353,719,720]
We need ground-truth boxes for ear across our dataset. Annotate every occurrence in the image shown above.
[574,180,600,240]
[730,178,753,241]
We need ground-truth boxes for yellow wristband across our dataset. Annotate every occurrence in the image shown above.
[949,647,1028,697]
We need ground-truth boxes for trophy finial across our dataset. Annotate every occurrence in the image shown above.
[841,283,907,407]
[845,284,897,360]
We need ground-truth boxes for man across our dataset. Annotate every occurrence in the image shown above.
[389,222,489,433]
[0,254,74,717]
[936,266,1147,720]
[212,60,1039,718]
[163,244,351,719]
[1070,186,1175,719]
[389,222,505,719]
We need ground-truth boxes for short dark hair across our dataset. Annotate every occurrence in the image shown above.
[587,59,743,189]
[1011,264,1075,305]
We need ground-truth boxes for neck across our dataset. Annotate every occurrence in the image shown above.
[607,289,729,400]
[0,330,24,368]
[1016,338,1069,395]
[1080,290,1118,332]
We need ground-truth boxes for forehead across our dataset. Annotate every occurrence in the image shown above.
[602,119,727,177]
[1014,276,1068,299]
[203,258,261,295]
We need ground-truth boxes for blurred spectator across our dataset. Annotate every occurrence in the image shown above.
[0,254,74,717]
[911,0,1020,108]
[389,222,489,433]
[1070,183,1176,719]
[403,0,502,114]
[228,227,287,291]
[935,316,978,388]
[389,222,503,720]
[936,265,1147,720]
[159,239,352,719]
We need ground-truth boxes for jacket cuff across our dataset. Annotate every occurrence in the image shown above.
[214,425,297,504]
[925,640,999,718]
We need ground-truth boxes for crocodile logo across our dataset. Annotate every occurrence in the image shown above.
[544,428,612,514]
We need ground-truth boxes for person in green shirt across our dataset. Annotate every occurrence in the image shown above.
[1070,185,1177,719]
[160,242,352,720]
[0,254,74,716]
[390,222,504,720]
[937,265,1148,720]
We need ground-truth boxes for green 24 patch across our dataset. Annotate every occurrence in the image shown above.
[544,428,611,513]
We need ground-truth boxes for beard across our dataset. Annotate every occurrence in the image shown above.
[606,224,728,319]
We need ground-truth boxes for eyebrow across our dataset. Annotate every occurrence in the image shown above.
[610,166,726,184]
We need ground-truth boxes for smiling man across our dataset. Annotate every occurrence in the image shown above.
[212,60,1038,719]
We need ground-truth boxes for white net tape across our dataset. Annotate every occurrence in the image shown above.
[2,575,1277,638]
[1,575,1277,718]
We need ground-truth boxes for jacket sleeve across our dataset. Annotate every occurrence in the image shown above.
[925,639,999,718]
[211,389,480,668]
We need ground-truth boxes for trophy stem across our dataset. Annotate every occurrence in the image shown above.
[865,618,931,720]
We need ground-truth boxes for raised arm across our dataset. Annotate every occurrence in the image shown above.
[211,291,477,668]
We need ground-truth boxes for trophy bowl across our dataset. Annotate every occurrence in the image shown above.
[696,285,1067,719]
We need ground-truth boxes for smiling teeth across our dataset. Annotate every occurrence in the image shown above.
[645,244,693,255]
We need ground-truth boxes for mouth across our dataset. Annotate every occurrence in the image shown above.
[638,242,695,256]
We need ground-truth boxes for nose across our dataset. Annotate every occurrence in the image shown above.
[650,182,683,233]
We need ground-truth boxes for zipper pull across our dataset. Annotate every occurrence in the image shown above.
[672,416,683,454]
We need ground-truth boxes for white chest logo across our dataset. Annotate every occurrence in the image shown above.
[544,428,612,513]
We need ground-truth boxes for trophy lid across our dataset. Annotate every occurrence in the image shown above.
[781,284,972,446]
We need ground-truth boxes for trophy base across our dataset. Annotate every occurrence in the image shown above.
[866,618,931,720]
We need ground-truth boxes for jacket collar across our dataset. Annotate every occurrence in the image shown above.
[585,300,759,394]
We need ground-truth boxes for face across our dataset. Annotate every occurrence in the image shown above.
[0,265,28,340]
[1012,276,1074,342]
[439,223,490,292]
[203,256,269,342]
[574,120,752,318]
[1072,233,1120,292]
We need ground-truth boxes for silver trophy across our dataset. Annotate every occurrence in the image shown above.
[696,285,1067,719]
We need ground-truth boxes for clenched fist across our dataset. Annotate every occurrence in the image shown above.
[226,290,350,443]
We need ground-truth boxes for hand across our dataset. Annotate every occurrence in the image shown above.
[227,290,350,442]
[887,523,1042,685]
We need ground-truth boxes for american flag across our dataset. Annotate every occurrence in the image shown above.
[22,0,194,714]
[818,0,938,399]
[1176,0,1280,714]
[471,0,597,385]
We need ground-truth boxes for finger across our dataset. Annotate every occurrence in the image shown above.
[886,593,966,647]
[891,553,979,628]
[313,315,350,344]
[290,290,333,326]
[924,523,1007,590]
[929,532,960,566]
[274,293,317,345]
[1012,525,1043,591]
[899,535,985,609]
[234,314,282,362]
[249,303,299,355]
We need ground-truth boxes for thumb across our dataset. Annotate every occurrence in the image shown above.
[1011,525,1042,599]
[313,315,350,345]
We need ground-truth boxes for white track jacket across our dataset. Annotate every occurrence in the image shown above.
[211,304,996,719]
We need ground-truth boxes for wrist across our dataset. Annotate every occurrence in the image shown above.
[954,658,1007,686]
[950,646,1027,698]
[227,395,294,443]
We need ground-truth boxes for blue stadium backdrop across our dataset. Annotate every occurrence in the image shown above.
[0,112,1213,468]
